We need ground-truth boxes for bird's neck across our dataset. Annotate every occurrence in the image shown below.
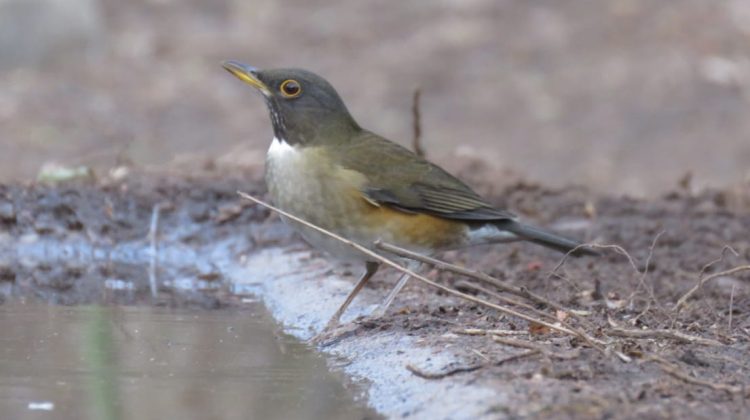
[265,98,288,141]
[265,102,360,147]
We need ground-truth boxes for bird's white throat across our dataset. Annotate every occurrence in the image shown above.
[267,137,297,159]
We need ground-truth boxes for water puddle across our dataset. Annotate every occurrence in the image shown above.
[0,182,497,418]
[0,302,379,420]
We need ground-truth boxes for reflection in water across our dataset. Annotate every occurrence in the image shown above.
[0,303,377,420]
[85,306,121,420]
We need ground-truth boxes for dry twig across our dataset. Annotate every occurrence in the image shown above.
[549,243,640,280]
[493,350,541,365]
[454,280,557,323]
[674,265,750,311]
[699,352,750,372]
[147,203,162,298]
[406,363,482,380]
[406,349,542,380]
[551,235,676,324]
[607,327,723,346]
[646,355,745,395]
[728,283,736,333]
[628,231,664,307]
[457,328,529,337]
[375,240,581,323]
[698,245,740,279]
[492,336,581,360]
[411,88,424,157]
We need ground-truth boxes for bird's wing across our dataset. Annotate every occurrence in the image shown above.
[335,131,517,221]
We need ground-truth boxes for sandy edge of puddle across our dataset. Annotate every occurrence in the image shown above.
[227,246,501,419]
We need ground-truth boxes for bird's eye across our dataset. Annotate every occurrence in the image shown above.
[279,80,302,98]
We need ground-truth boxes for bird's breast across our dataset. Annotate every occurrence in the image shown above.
[264,138,468,259]
[265,137,364,222]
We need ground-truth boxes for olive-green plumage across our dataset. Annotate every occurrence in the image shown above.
[335,131,517,221]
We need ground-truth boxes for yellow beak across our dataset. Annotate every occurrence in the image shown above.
[222,60,271,95]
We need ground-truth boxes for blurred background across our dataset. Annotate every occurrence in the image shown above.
[2,0,750,196]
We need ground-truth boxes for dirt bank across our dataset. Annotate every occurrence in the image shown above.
[1,168,748,418]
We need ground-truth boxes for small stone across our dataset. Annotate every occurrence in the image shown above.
[33,216,56,235]
[0,201,15,224]
[0,265,15,282]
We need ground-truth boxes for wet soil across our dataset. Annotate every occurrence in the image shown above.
[0,171,266,307]
[1,167,749,419]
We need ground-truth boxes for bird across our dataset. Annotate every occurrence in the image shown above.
[222,60,596,333]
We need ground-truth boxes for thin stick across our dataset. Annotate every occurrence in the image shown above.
[671,245,739,315]
[411,88,424,157]
[491,336,544,351]
[147,203,162,298]
[728,283,736,333]
[456,328,529,337]
[549,243,640,280]
[674,265,750,311]
[455,280,558,323]
[375,241,581,322]
[491,336,581,360]
[407,349,542,380]
[646,355,744,395]
[237,192,604,348]
[607,328,722,346]
[698,245,740,279]
[471,349,491,362]
[699,352,750,372]
[493,349,541,365]
[628,231,664,306]
[406,363,482,380]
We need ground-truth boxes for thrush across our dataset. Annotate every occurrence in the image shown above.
[223,61,596,332]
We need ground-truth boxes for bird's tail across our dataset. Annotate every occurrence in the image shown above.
[499,220,598,257]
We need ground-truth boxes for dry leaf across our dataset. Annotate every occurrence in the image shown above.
[529,322,551,335]
[526,261,543,271]
[214,203,245,224]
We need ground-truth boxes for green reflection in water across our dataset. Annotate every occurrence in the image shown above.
[84,306,121,420]
[0,302,378,420]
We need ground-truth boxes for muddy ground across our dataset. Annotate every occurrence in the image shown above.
[1,166,748,419]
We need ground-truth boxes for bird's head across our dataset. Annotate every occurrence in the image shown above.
[222,61,359,146]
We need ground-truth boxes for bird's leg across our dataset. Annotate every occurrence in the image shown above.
[321,261,380,332]
[372,261,422,317]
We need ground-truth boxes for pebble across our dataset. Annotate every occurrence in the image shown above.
[33,216,56,235]
[0,201,15,223]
